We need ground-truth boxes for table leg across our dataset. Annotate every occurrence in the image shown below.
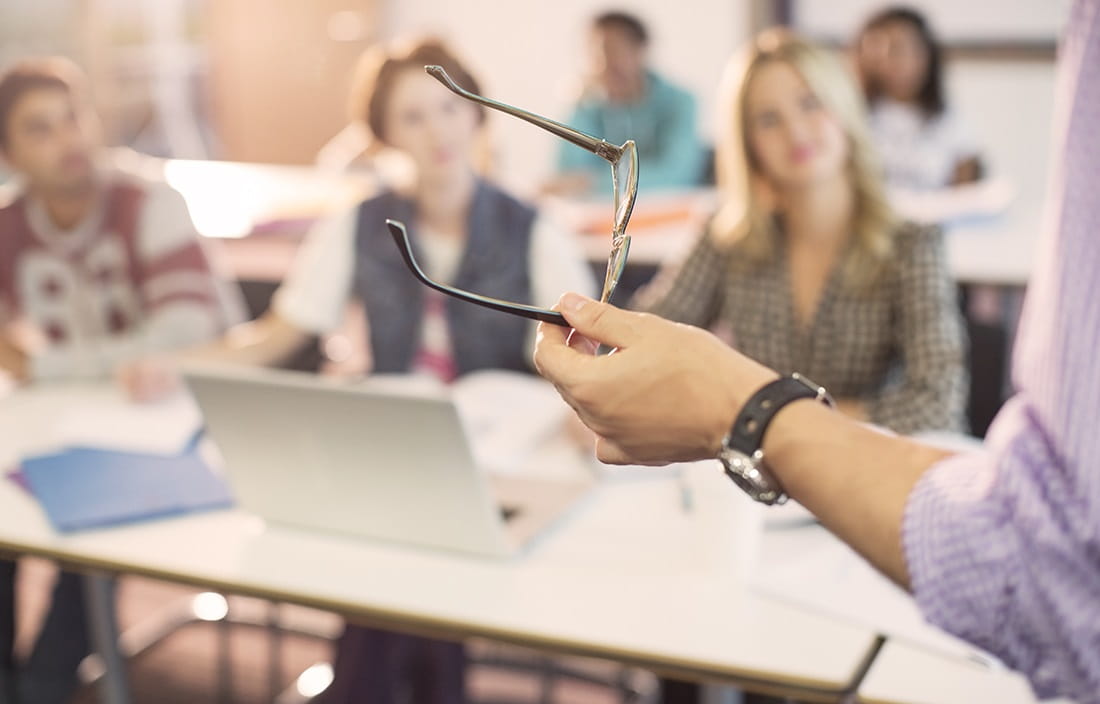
[268,601,283,703]
[81,573,130,704]
[700,684,743,703]
[218,612,234,704]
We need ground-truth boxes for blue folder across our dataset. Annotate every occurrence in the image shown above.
[19,431,235,532]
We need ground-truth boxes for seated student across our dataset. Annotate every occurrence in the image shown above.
[545,10,705,196]
[196,38,594,704]
[637,30,967,437]
[853,6,983,189]
[0,58,243,703]
[639,33,967,702]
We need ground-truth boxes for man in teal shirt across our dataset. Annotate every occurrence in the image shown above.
[551,11,705,195]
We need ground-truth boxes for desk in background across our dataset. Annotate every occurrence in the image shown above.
[162,160,1037,291]
[552,179,1036,288]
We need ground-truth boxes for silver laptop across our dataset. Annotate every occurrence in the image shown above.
[183,365,592,558]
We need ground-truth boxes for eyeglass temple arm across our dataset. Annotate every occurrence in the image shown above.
[385,220,568,327]
[425,65,624,163]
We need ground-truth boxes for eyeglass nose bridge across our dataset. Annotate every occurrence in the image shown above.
[596,141,628,164]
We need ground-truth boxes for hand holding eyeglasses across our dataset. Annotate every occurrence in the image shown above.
[533,293,779,465]
[386,65,639,327]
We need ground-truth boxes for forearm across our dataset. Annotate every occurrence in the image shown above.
[184,312,310,368]
[950,156,982,185]
[834,398,868,422]
[30,304,221,380]
[762,400,951,588]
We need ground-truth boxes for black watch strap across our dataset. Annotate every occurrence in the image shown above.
[727,373,833,456]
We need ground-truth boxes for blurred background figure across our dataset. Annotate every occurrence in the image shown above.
[638,29,967,433]
[545,10,705,196]
[636,29,969,699]
[192,37,594,704]
[0,57,243,394]
[854,5,983,189]
[314,46,488,184]
[0,56,242,704]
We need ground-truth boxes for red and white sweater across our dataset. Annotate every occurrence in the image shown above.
[0,168,243,379]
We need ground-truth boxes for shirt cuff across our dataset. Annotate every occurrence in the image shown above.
[902,449,1020,657]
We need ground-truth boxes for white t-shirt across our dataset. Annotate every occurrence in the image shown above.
[273,206,596,370]
[867,99,981,190]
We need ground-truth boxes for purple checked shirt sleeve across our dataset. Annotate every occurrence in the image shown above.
[903,1,1100,701]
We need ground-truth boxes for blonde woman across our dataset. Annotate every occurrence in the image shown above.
[636,30,966,435]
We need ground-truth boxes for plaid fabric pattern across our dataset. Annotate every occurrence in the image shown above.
[634,221,968,435]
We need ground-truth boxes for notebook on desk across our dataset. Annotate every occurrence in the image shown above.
[17,432,234,532]
[183,365,593,558]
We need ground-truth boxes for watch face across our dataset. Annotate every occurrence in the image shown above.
[719,451,786,505]
[723,466,761,496]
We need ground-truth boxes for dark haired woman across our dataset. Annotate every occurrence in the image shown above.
[854,6,983,189]
[200,37,593,704]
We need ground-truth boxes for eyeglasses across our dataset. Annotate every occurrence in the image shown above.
[385,65,638,327]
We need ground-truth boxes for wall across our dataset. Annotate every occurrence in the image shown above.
[377,0,1059,213]
[948,60,1057,220]
[206,0,379,164]
[794,0,1063,227]
[793,0,1070,44]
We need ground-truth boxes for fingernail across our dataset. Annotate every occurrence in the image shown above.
[562,292,591,313]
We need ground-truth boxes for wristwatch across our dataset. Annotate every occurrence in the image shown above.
[717,373,834,505]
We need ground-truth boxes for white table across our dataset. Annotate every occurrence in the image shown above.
[0,384,884,702]
[942,205,1042,288]
[755,519,981,665]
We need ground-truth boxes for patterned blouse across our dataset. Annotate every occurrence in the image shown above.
[634,222,968,435]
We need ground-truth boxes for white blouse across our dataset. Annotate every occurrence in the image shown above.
[867,98,981,190]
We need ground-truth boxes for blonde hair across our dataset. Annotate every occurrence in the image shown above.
[710,30,896,291]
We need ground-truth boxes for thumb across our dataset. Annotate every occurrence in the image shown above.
[557,292,642,350]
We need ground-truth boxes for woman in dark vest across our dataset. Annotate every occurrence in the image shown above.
[205,38,594,704]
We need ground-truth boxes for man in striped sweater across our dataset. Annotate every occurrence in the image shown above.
[0,57,242,703]
[0,57,242,395]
